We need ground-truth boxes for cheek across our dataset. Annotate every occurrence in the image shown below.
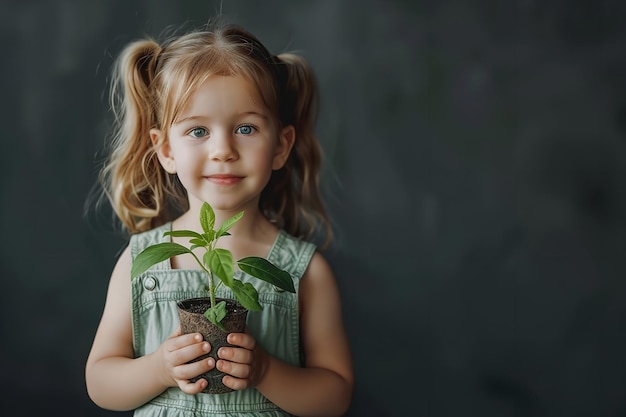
[253,147,277,169]
[171,148,206,175]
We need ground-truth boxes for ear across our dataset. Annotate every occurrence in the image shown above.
[273,125,295,170]
[150,128,177,174]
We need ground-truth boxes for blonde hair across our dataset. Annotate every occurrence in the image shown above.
[99,24,331,246]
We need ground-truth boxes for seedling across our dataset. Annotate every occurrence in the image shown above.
[131,202,295,330]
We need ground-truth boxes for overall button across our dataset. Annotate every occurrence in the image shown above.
[143,276,158,291]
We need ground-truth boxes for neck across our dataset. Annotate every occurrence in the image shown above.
[174,201,275,242]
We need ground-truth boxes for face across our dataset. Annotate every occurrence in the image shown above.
[151,75,294,214]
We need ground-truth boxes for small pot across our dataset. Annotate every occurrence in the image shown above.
[177,297,248,394]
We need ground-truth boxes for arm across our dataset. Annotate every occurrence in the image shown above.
[218,252,354,417]
[85,246,213,411]
[258,252,353,415]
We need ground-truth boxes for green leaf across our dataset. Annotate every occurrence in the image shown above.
[238,257,295,293]
[189,238,206,247]
[207,249,235,287]
[202,231,215,244]
[131,242,191,278]
[200,202,215,234]
[203,301,227,330]
[216,211,244,239]
[231,280,262,311]
[163,230,203,239]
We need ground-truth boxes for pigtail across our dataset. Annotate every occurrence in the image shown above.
[100,39,185,234]
[264,53,333,248]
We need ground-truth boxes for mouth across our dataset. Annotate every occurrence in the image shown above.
[206,174,244,185]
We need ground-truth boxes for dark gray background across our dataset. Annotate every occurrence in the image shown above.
[2,1,626,416]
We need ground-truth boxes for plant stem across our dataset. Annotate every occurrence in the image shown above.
[207,270,216,308]
[188,250,216,309]
[206,242,216,309]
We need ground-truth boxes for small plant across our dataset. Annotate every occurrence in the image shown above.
[131,202,295,330]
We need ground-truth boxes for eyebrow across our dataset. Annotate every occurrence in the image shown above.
[173,112,269,125]
[173,116,205,125]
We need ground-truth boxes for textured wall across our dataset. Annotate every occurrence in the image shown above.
[2,1,626,416]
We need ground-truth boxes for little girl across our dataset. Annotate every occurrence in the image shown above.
[85,23,353,416]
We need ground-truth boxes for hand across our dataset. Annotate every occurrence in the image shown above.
[216,331,269,390]
[154,326,215,394]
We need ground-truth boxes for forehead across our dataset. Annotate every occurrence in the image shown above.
[173,75,270,124]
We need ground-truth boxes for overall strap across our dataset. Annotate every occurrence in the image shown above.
[268,230,317,280]
[129,223,171,270]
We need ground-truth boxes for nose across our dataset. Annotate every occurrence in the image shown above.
[208,129,238,162]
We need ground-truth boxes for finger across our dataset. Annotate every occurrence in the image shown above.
[227,332,256,350]
[218,346,253,365]
[177,377,209,395]
[167,340,212,366]
[221,374,250,391]
[165,332,208,352]
[216,358,251,379]
[172,356,215,381]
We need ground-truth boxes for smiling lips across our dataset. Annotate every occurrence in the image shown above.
[206,174,244,185]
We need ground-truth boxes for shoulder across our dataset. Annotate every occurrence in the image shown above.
[301,251,335,288]
[298,249,340,311]
[109,244,132,287]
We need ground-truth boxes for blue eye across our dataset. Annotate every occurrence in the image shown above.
[189,127,207,138]
[236,125,255,135]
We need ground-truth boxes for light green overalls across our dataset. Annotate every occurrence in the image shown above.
[129,223,316,416]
